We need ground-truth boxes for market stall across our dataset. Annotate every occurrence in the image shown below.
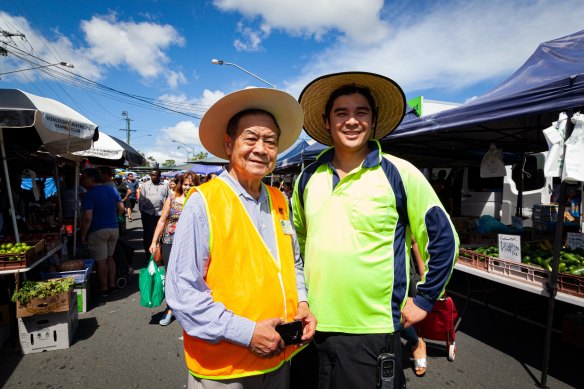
[382,30,584,386]
[0,89,98,350]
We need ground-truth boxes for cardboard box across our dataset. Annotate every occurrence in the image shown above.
[18,295,78,354]
[16,289,73,318]
[75,282,90,314]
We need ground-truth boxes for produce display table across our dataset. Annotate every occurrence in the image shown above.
[0,243,64,348]
[0,244,62,276]
[455,260,584,307]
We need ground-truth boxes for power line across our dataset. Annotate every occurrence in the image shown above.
[1,43,211,119]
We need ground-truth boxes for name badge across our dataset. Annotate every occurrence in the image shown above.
[280,220,294,235]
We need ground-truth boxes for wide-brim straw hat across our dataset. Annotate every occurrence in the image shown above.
[299,71,406,146]
[199,88,304,159]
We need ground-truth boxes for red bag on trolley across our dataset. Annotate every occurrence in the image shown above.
[414,296,458,342]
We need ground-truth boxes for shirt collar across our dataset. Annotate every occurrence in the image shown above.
[219,170,268,203]
[316,139,383,169]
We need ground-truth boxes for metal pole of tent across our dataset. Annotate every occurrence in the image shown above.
[516,153,525,218]
[54,161,63,224]
[0,128,20,242]
[73,162,79,257]
[540,110,574,388]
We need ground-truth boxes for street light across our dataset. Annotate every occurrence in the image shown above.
[211,59,275,88]
[0,61,74,77]
[177,145,191,161]
[132,134,152,141]
[172,139,195,155]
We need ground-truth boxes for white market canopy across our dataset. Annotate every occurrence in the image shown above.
[0,89,98,155]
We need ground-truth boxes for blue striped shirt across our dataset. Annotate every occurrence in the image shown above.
[165,171,308,347]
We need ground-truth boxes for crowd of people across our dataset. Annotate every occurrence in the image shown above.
[74,71,459,389]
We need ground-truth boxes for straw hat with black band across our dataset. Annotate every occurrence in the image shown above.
[199,87,304,160]
[299,71,406,146]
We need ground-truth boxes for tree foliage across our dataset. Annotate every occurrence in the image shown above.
[191,151,208,161]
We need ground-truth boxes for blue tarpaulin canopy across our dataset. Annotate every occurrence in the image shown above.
[274,139,311,172]
[382,29,584,167]
[190,164,224,175]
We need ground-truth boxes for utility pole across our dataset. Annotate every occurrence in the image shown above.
[120,111,135,145]
[1,30,26,57]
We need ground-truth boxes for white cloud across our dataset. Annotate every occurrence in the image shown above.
[213,0,389,45]
[0,12,102,80]
[234,22,266,52]
[157,89,225,117]
[0,12,186,87]
[81,14,185,79]
[283,0,584,98]
[160,120,200,147]
[165,70,187,89]
[140,89,227,164]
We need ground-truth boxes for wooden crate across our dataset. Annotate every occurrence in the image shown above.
[0,240,46,270]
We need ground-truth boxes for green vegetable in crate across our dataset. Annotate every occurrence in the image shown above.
[570,266,584,276]
[11,277,75,305]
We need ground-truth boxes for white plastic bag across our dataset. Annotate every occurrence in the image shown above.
[543,112,567,177]
[562,112,584,183]
[480,143,506,178]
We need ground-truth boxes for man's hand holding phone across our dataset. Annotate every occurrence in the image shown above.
[294,301,317,344]
[249,318,285,358]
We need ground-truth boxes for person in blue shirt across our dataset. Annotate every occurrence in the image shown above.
[81,168,125,297]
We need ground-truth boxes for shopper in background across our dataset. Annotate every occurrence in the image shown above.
[114,175,131,205]
[98,166,116,188]
[168,177,179,194]
[149,171,199,326]
[125,173,139,222]
[80,168,124,297]
[139,168,170,264]
[401,237,428,377]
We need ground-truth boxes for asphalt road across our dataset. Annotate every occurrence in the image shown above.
[0,210,581,388]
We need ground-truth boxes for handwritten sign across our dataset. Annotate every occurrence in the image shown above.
[498,234,521,262]
[567,232,584,250]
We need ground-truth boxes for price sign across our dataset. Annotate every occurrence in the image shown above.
[498,234,521,262]
[566,232,584,250]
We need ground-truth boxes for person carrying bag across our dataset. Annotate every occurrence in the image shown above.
[139,255,165,308]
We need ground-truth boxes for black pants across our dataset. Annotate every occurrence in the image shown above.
[141,212,160,263]
[309,332,405,389]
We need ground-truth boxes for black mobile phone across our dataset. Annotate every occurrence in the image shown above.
[377,353,395,389]
[275,320,303,345]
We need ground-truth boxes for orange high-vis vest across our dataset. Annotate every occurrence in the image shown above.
[184,179,302,380]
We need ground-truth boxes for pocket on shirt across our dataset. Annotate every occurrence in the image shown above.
[350,195,390,232]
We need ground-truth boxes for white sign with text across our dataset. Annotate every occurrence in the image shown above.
[567,232,584,250]
[498,234,522,262]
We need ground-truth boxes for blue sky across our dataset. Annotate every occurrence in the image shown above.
[1,0,584,165]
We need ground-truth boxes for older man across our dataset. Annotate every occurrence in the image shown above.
[166,88,316,389]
